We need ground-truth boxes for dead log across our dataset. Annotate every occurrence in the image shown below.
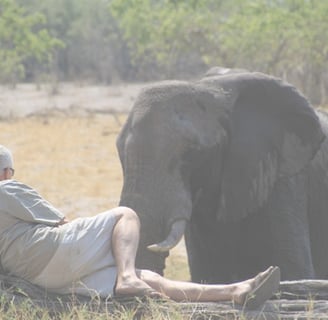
[2,275,328,319]
[278,280,328,300]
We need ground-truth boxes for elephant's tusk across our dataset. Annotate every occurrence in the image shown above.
[147,219,186,252]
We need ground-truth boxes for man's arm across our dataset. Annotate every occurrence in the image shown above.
[56,217,70,226]
[0,181,66,226]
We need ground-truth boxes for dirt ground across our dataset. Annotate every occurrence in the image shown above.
[0,82,189,281]
[0,82,146,118]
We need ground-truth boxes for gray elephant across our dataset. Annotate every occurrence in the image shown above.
[117,71,328,282]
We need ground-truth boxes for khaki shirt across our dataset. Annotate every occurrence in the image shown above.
[0,180,65,280]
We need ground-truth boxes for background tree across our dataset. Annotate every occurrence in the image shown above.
[1,0,328,105]
[110,0,328,104]
[0,0,63,86]
[20,0,130,84]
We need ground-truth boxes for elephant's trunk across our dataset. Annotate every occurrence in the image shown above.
[119,171,192,274]
[147,219,187,252]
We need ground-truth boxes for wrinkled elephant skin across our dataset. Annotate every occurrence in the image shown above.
[117,71,328,282]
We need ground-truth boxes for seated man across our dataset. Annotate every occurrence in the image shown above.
[0,145,280,309]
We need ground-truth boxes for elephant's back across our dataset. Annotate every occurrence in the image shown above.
[311,109,328,167]
[308,109,328,278]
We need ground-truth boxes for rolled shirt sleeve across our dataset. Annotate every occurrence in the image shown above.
[0,180,65,225]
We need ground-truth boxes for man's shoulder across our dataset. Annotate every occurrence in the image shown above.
[0,180,31,193]
[0,179,22,186]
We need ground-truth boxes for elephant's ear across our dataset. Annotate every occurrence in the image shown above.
[217,73,325,221]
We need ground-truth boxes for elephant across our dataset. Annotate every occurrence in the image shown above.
[116,71,328,283]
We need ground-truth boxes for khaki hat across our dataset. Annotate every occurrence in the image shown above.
[0,145,14,170]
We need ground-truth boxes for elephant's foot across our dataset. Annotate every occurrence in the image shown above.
[232,266,280,309]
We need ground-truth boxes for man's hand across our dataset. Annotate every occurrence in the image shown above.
[57,217,70,226]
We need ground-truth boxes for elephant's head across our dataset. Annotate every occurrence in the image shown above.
[117,73,324,274]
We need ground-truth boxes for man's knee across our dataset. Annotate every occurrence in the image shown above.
[115,206,140,225]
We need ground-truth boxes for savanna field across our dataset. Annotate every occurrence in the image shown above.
[2,84,328,319]
[0,85,192,318]
[2,1,328,318]
[0,83,190,282]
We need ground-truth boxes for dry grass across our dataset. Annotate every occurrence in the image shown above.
[0,113,189,281]
[3,114,125,218]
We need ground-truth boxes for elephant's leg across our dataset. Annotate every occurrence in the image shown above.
[266,172,315,280]
[185,219,240,284]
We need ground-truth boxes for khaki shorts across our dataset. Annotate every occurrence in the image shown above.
[32,209,121,298]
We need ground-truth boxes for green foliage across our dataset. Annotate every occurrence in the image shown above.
[21,0,122,83]
[110,0,328,102]
[110,0,214,76]
[211,0,328,72]
[1,0,328,103]
[0,0,63,85]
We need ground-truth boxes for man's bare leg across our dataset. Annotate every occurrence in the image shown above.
[110,207,279,305]
[137,266,280,306]
[111,207,161,297]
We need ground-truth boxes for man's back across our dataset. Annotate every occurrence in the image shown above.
[0,179,64,280]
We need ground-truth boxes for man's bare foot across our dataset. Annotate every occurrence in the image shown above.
[232,266,280,309]
[114,274,167,299]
